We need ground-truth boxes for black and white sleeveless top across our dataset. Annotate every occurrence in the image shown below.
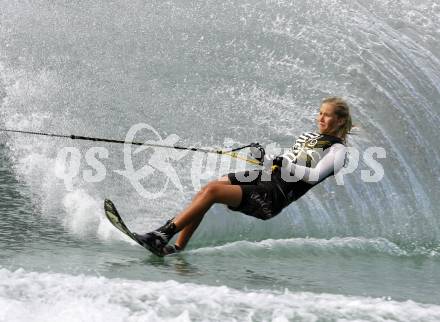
[269,132,346,208]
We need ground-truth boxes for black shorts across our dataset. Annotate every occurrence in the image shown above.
[226,170,282,220]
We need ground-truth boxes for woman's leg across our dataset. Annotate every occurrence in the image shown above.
[175,177,233,248]
[138,176,240,254]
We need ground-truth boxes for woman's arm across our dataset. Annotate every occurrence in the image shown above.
[278,143,347,184]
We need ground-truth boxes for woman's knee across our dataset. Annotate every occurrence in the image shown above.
[202,184,220,199]
[202,183,242,206]
[218,175,231,184]
[197,179,236,203]
[194,182,218,200]
[201,183,234,203]
[203,180,226,191]
[192,190,203,200]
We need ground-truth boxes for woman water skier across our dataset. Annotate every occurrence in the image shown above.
[134,97,352,256]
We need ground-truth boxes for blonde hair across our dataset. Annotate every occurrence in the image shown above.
[321,96,352,143]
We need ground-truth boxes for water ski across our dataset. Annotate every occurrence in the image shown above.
[103,199,164,257]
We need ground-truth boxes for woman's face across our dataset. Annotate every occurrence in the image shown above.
[317,103,343,136]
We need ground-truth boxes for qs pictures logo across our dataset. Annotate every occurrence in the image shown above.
[114,123,188,199]
[54,125,387,198]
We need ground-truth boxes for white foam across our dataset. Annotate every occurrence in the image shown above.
[0,267,439,322]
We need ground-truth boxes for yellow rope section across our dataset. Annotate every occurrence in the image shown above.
[221,151,262,166]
